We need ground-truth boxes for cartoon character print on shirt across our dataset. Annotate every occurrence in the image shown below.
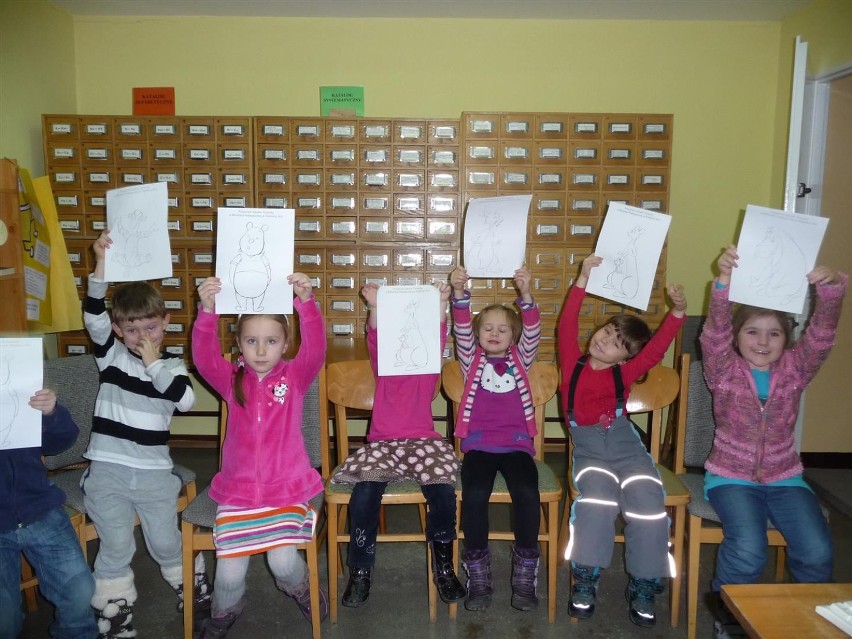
[480,360,517,394]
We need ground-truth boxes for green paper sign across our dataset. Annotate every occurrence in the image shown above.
[320,86,365,117]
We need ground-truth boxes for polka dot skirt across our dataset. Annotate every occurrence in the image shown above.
[332,438,459,486]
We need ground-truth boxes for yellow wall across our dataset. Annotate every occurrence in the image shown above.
[0,0,76,175]
[3,1,851,445]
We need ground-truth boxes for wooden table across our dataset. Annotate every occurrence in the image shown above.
[721,583,852,638]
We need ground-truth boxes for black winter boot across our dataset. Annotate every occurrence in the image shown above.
[568,563,600,620]
[430,540,467,603]
[342,567,372,607]
[510,546,540,611]
[625,574,665,628]
[173,572,214,626]
[462,549,493,611]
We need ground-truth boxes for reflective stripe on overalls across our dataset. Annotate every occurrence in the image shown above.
[564,355,675,578]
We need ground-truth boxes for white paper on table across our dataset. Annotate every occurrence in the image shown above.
[463,194,531,277]
[104,182,172,282]
[0,338,43,450]
[215,208,295,315]
[586,203,672,311]
[376,285,441,377]
[730,205,829,314]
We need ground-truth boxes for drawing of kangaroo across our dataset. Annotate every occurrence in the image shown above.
[230,222,271,312]
[604,225,645,298]
[750,227,807,302]
[0,357,18,447]
[395,300,429,371]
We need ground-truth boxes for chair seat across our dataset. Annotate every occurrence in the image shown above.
[181,486,217,527]
[52,463,197,514]
[325,467,458,501]
[568,462,688,502]
[492,458,561,497]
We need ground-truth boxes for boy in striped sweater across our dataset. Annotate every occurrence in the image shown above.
[83,231,211,638]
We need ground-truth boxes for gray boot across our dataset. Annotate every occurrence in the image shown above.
[510,546,539,611]
[462,549,493,611]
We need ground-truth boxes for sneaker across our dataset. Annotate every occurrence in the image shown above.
[289,583,329,623]
[96,598,136,639]
[198,613,238,639]
[342,567,372,607]
[625,575,664,628]
[568,563,600,620]
[713,592,747,638]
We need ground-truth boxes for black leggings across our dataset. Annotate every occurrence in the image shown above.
[461,450,540,551]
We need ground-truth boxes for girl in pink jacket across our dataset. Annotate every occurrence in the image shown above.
[192,273,327,638]
[701,245,847,636]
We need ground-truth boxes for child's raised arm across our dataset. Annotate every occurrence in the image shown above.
[436,280,451,318]
[92,230,112,280]
[28,388,57,416]
[514,267,533,304]
[288,272,313,302]
[807,266,841,286]
[666,284,688,318]
[575,254,602,288]
[361,283,379,329]
[197,277,221,313]
[716,244,739,287]
[450,267,468,300]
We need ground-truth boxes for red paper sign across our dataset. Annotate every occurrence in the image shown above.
[133,87,175,116]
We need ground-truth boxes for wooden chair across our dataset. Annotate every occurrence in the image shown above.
[42,354,197,544]
[673,355,789,639]
[324,359,459,624]
[441,359,562,622]
[180,370,328,639]
[557,355,690,628]
[20,510,87,612]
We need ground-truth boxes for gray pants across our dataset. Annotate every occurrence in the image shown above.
[566,416,670,579]
[82,460,183,581]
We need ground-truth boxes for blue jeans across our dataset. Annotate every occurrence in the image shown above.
[708,483,832,591]
[0,507,96,639]
[347,481,457,569]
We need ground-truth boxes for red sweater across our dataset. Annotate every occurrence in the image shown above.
[557,285,684,426]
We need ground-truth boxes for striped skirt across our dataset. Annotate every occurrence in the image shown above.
[213,504,316,558]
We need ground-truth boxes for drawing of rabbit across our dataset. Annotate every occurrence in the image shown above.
[468,210,503,272]
[394,300,429,370]
[604,225,645,298]
[230,222,272,312]
[114,209,152,268]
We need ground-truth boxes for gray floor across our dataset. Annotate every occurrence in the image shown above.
[19,450,852,639]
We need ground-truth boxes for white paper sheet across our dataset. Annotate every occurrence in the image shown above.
[214,208,295,315]
[730,205,829,314]
[104,182,172,282]
[376,285,441,377]
[0,338,43,450]
[586,203,672,311]
[463,195,532,277]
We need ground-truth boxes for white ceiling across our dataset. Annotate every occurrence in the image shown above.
[50,0,812,21]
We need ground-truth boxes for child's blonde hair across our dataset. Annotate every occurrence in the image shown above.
[473,304,522,344]
[233,314,291,407]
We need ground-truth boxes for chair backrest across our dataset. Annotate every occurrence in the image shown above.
[326,359,441,466]
[42,354,99,471]
[441,360,559,460]
[673,356,717,473]
[625,359,685,463]
[218,370,328,477]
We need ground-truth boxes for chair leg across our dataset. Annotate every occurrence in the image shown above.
[687,514,702,639]
[426,541,437,622]
[774,546,786,581]
[182,520,196,639]
[670,504,686,628]
[21,557,38,612]
[306,541,321,639]
[547,500,558,623]
[328,504,340,624]
[557,494,571,566]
